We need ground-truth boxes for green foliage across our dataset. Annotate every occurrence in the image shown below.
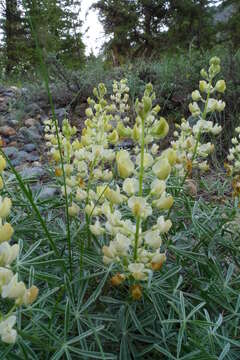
[0,0,85,75]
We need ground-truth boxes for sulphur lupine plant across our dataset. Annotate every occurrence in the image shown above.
[44,81,175,298]
[171,57,225,180]
[0,152,38,344]
[225,126,240,203]
[44,59,227,298]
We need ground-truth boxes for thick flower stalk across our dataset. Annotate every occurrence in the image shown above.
[171,57,225,178]
[0,151,38,344]
[87,83,175,298]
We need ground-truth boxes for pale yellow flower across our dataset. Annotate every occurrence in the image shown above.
[128,196,152,218]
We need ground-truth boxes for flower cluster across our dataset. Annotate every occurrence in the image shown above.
[225,126,240,200]
[44,81,131,218]
[171,57,225,177]
[85,83,175,298]
[0,152,38,344]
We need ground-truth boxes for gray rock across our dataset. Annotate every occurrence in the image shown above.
[24,143,36,152]
[25,103,43,117]
[7,119,18,127]
[3,147,18,158]
[38,186,59,200]
[20,166,46,179]
[50,108,67,127]
[19,126,41,143]
[10,150,39,166]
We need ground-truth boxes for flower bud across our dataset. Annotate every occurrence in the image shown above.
[111,273,125,286]
[153,194,174,210]
[209,56,221,66]
[132,124,141,142]
[68,203,80,217]
[151,117,169,139]
[151,253,166,271]
[161,148,177,166]
[200,68,208,80]
[192,90,201,101]
[143,96,152,114]
[0,156,6,173]
[152,158,171,180]
[215,80,226,93]
[0,198,12,218]
[85,108,93,117]
[108,130,119,144]
[0,223,14,243]
[189,102,201,116]
[131,284,142,300]
[116,150,134,178]
[199,80,208,93]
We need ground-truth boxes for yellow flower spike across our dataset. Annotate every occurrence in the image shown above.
[0,156,6,173]
[152,158,171,180]
[0,223,14,243]
[0,198,12,218]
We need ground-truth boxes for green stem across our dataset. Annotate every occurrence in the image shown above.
[0,151,68,277]
[133,117,145,261]
[22,0,72,279]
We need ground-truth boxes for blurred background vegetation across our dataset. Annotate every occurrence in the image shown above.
[0,0,239,153]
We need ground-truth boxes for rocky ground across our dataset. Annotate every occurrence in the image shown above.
[0,85,70,200]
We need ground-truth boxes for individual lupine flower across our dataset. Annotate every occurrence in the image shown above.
[128,263,148,281]
[152,158,171,180]
[152,192,174,210]
[0,316,17,344]
[0,267,13,287]
[144,229,162,249]
[128,196,152,219]
[123,178,139,196]
[116,150,134,178]
[90,219,105,236]
[0,223,14,243]
[0,242,19,266]
[1,274,26,301]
